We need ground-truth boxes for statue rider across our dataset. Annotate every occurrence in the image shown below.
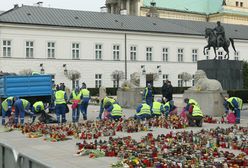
[213,21,226,47]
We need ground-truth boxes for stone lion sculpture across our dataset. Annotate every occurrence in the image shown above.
[189,70,223,91]
[121,72,140,89]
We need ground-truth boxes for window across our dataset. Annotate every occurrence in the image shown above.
[26,41,34,58]
[240,2,243,7]
[47,42,55,58]
[113,45,120,60]
[234,51,239,60]
[130,45,137,61]
[162,48,169,62]
[163,74,169,83]
[72,80,79,90]
[95,44,102,60]
[178,74,183,87]
[236,1,239,6]
[72,43,80,59]
[192,49,198,62]
[146,47,152,61]
[218,51,223,60]
[177,48,184,62]
[205,50,209,60]
[95,74,102,88]
[2,40,11,57]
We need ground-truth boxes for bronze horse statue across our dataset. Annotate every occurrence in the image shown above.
[203,28,236,60]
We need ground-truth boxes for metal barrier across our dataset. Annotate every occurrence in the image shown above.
[0,143,50,168]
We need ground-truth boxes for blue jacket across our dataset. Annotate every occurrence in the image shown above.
[143,87,153,100]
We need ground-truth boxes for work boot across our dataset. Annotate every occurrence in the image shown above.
[83,115,87,120]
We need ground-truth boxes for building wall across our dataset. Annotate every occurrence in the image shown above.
[0,24,247,89]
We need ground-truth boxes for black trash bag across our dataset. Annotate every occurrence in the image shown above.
[65,104,69,113]
[38,111,57,124]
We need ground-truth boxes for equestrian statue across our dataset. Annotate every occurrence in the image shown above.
[204,21,236,60]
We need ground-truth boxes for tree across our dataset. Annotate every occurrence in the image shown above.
[243,61,248,89]
[111,70,124,88]
[179,72,192,86]
[65,70,81,89]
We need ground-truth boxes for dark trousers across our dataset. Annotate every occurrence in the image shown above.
[187,113,203,127]
[55,104,66,124]
[14,102,25,125]
[80,101,89,120]
[72,106,80,123]
[2,109,12,125]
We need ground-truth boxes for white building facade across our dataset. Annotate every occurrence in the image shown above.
[0,5,247,89]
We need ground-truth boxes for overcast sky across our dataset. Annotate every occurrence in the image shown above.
[0,0,105,12]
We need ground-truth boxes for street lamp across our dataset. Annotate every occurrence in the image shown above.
[141,65,146,75]
[40,63,45,74]
[157,65,162,75]
[63,64,68,75]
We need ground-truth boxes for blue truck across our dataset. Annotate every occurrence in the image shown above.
[0,75,53,115]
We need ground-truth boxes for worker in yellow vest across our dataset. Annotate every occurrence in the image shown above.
[186,103,204,127]
[80,83,90,120]
[224,97,243,124]
[107,103,123,121]
[151,99,164,117]
[31,101,45,123]
[1,97,14,125]
[14,98,31,125]
[98,96,116,120]
[135,100,151,120]
[55,86,68,124]
[70,87,82,123]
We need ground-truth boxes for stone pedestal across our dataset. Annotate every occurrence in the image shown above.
[117,88,143,108]
[198,60,243,90]
[183,90,228,117]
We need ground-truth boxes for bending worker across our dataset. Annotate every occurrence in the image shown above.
[98,96,116,120]
[107,102,123,121]
[224,96,243,124]
[184,98,203,127]
[14,98,31,125]
[31,101,45,123]
[164,100,177,118]
[151,99,164,117]
[135,100,151,120]
[1,97,14,125]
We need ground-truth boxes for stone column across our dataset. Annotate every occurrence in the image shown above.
[110,4,114,14]
[126,0,130,15]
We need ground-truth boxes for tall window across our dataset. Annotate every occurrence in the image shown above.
[234,51,239,60]
[240,2,243,7]
[47,42,55,58]
[205,50,209,60]
[178,74,183,87]
[163,74,169,83]
[95,74,102,88]
[146,47,152,61]
[113,45,120,60]
[162,48,169,62]
[72,43,80,59]
[95,44,102,60]
[26,41,34,58]
[177,48,184,62]
[2,40,11,57]
[192,49,198,62]
[218,51,223,60]
[236,1,239,6]
[130,45,137,61]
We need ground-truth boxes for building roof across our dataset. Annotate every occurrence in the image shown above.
[143,0,224,14]
[0,5,248,40]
